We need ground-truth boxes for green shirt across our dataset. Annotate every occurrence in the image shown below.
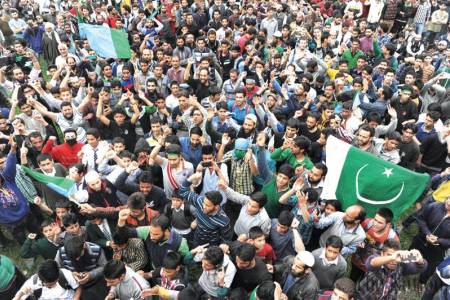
[270,148,314,170]
[342,49,365,70]
[136,226,190,257]
[0,255,15,289]
[261,177,290,218]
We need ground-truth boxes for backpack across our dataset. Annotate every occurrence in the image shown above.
[27,272,70,300]
[164,203,194,223]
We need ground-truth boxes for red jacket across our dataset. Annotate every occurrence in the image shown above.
[42,140,82,168]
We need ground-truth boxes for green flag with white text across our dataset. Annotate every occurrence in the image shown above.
[321,136,430,220]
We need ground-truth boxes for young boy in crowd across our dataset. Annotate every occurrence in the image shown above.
[20,219,60,260]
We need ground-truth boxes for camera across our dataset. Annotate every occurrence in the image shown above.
[201,161,212,168]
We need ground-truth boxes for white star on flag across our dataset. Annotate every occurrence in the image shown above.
[383,168,393,178]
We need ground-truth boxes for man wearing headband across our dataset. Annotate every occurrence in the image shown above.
[150,139,194,198]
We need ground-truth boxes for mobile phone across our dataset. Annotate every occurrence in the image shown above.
[201,161,212,168]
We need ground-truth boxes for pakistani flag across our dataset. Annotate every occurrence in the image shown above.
[322,136,429,220]
[22,166,76,198]
[79,23,131,59]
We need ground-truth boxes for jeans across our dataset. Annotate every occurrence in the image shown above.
[416,23,425,36]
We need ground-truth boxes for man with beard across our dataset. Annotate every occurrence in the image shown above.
[42,129,83,169]
[150,142,194,199]
[315,205,366,258]
[298,113,321,142]
[173,36,192,67]
[273,251,319,300]
[184,60,216,100]
[352,125,378,155]
[117,213,189,269]
[399,123,420,170]
[115,171,168,213]
[31,88,94,143]
[55,236,109,300]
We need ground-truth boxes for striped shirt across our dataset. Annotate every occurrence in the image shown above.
[180,180,233,245]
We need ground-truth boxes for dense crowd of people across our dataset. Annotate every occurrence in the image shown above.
[0,0,450,299]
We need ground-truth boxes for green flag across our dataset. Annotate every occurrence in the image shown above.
[321,136,430,220]
[22,166,76,198]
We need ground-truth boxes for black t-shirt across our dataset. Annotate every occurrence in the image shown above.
[420,133,449,170]
[108,120,137,151]
[231,257,272,292]
[187,78,211,100]
[399,140,420,170]
[298,123,321,143]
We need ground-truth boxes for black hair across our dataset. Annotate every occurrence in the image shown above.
[40,219,54,230]
[314,162,328,177]
[366,112,382,124]
[249,192,267,208]
[325,235,344,250]
[382,238,401,251]
[202,144,214,155]
[38,260,60,283]
[177,287,199,300]
[138,171,153,184]
[236,243,256,262]
[376,207,394,224]
[402,123,417,134]
[304,188,319,203]
[63,128,77,136]
[112,137,125,145]
[278,210,294,227]
[248,226,265,240]
[293,136,311,152]
[151,215,171,231]
[103,259,126,279]
[385,131,401,143]
[112,230,129,245]
[62,212,79,228]
[256,281,278,299]
[358,124,375,137]
[86,128,101,139]
[205,191,223,206]
[286,118,300,129]
[427,111,441,122]
[162,251,182,270]
[190,126,203,136]
[278,164,294,178]
[37,153,52,165]
[204,246,224,267]
[127,192,146,210]
[334,278,356,299]
[324,199,342,212]
[64,235,84,260]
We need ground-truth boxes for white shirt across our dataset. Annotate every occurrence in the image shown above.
[82,141,110,172]
[319,249,339,266]
[56,107,86,143]
[18,269,78,300]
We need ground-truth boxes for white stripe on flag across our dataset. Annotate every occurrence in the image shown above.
[321,136,351,200]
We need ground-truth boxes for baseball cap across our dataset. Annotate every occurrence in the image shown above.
[273,31,282,38]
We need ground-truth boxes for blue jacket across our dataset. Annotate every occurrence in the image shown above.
[23,26,44,54]
[0,152,30,225]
